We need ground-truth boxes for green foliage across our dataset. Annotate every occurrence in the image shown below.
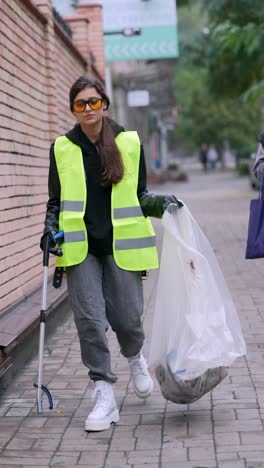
[200,0,264,99]
[206,21,264,98]
[172,0,262,155]
[177,1,208,64]
[237,162,250,176]
[175,78,259,152]
[202,0,264,26]
[176,0,190,6]
[243,81,264,102]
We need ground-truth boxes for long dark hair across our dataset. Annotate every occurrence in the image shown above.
[69,76,124,187]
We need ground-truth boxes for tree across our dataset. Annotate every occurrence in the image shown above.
[201,0,264,100]
[172,0,261,156]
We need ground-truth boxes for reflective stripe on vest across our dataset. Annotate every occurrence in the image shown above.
[54,136,88,267]
[115,236,156,250]
[113,206,143,219]
[54,131,159,270]
[60,201,84,212]
[64,231,86,243]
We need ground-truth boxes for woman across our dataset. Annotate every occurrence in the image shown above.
[41,76,183,432]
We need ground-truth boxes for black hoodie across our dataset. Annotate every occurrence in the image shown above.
[47,118,147,257]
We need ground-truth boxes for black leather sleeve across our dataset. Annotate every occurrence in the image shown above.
[139,191,166,219]
[137,145,183,218]
[137,145,167,219]
[43,144,60,236]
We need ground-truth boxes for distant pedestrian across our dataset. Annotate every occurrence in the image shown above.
[199,143,208,172]
[40,76,183,432]
[207,145,218,170]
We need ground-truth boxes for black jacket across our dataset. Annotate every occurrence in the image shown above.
[43,118,167,257]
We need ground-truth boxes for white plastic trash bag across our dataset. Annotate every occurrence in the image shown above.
[149,206,246,404]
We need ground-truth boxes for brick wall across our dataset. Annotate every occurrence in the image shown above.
[0,0,106,313]
[64,3,105,82]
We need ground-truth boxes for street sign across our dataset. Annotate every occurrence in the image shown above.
[105,25,178,61]
[127,90,150,107]
[101,0,179,62]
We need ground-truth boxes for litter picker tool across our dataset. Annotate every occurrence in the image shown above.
[34,230,64,414]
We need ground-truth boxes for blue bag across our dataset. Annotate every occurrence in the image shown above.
[245,180,264,259]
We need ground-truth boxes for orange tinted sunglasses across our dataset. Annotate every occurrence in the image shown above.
[73,97,106,112]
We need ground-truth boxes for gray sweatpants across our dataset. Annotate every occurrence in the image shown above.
[66,254,144,383]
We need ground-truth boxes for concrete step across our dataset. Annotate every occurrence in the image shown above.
[0,279,68,390]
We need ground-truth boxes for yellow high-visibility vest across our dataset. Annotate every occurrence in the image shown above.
[54,131,159,270]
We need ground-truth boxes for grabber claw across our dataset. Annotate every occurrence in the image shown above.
[33,383,53,413]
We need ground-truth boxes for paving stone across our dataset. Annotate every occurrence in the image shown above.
[0,450,54,459]
[247,462,264,468]
[183,438,214,448]
[116,414,140,425]
[32,438,60,451]
[215,433,241,446]
[62,428,88,439]
[218,445,264,453]
[0,456,51,465]
[21,418,47,428]
[238,451,264,462]
[188,421,213,435]
[134,465,159,468]
[5,439,34,451]
[110,438,135,451]
[135,424,162,435]
[236,409,260,419]
[189,446,216,461]
[78,451,106,465]
[214,421,263,433]
[0,407,10,417]
[21,426,65,436]
[60,439,109,451]
[136,437,162,450]
[105,452,127,465]
[217,451,239,461]
[218,463,245,468]
[127,449,160,464]
[44,417,70,428]
[161,446,188,462]
[5,408,31,418]
[50,453,79,465]
[50,463,80,468]
[105,465,130,468]
[139,413,164,425]
[163,422,188,436]
[50,465,80,468]
[0,430,16,439]
[240,432,264,445]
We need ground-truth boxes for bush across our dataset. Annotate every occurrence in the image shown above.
[169,169,189,182]
[176,170,188,181]
[237,162,250,176]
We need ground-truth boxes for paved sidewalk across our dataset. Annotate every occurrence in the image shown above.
[1,169,264,468]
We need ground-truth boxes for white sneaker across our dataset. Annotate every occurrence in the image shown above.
[128,352,154,399]
[85,381,119,431]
